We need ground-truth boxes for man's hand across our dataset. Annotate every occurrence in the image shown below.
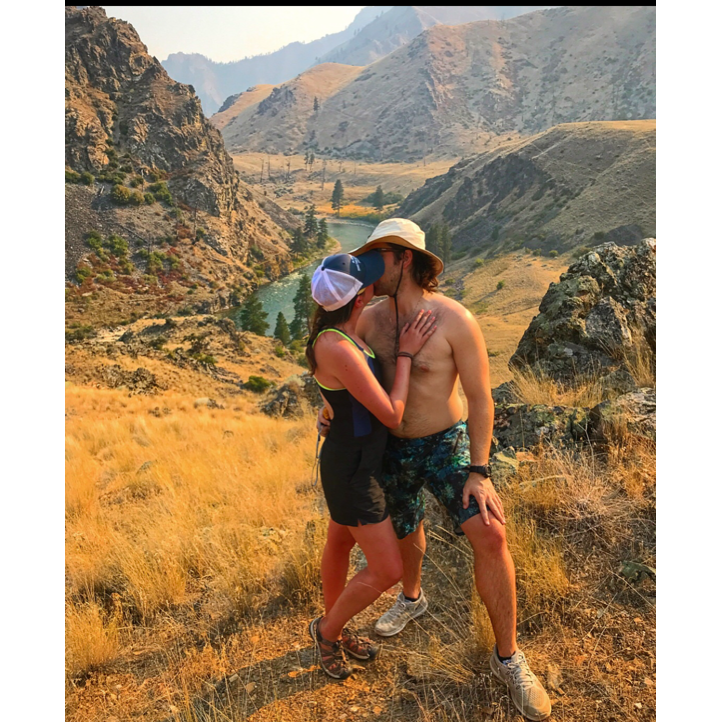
[316,406,331,437]
[462,473,506,526]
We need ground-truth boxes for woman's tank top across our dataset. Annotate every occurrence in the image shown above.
[313,328,385,441]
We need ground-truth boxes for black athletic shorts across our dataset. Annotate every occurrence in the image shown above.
[319,428,389,527]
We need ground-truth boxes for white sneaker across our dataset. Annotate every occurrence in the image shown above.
[489,645,552,721]
[374,590,428,636]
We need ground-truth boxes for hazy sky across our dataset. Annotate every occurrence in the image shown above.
[102,6,366,63]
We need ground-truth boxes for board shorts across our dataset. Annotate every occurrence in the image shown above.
[319,427,389,527]
[380,420,480,539]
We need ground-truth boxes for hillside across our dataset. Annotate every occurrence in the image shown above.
[161,6,391,114]
[227,5,654,162]
[215,63,364,154]
[398,120,656,254]
[65,6,299,326]
[316,5,547,67]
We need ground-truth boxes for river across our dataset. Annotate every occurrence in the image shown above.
[223,219,374,335]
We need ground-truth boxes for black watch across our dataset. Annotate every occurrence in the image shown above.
[467,464,492,478]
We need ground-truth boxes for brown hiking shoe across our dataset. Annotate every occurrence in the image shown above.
[309,617,352,680]
[341,627,380,661]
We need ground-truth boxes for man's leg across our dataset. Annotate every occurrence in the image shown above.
[397,521,425,599]
[460,514,517,656]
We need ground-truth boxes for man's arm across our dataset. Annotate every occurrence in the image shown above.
[449,307,505,525]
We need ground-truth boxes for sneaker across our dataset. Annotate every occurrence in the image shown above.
[489,645,552,721]
[341,627,380,661]
[374,590,428,637]
[309,617,352,680]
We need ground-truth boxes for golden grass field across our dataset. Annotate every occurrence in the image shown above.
[66,331,656,721]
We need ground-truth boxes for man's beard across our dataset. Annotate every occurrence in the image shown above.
[374,267,402,297]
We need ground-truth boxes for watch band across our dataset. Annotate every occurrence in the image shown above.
[467,464,492,478]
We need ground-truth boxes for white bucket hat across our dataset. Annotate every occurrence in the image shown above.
[349,218,444,277]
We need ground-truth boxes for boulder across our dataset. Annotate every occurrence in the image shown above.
[101,365,159,394]
[494,403,590,451]
[261,374,322,418]
[510,240,656,383]
[590,388,656,443]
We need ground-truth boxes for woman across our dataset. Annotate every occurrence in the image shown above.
[306,251,436,679]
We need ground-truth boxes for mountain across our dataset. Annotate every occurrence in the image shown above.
[160,6,391,114]
[397,120,656,253]
[219,6,654,162]
[214,63,364,154]
[65,6,297,321]
[316,6,548,66]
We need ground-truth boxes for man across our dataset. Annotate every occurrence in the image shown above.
[318,219,551,720]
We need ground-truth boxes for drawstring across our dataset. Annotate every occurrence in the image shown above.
[313,431,322,487]
[391,261,405,356]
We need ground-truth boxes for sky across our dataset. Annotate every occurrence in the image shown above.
[101,6,366,63]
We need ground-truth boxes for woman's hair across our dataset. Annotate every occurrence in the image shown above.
[305,295,356,373]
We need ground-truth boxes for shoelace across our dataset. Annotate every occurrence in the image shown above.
[385,596,416,622]
[505,652,536,690]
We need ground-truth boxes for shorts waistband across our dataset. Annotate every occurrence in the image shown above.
[387,419,466,447]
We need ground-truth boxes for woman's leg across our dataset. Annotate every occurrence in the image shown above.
[319,516,403,641]
[321,519,357,615]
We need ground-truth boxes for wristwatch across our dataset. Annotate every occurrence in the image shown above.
[467,465,492,478]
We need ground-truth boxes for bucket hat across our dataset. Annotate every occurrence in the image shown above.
[311,251,385,311]
[349,218,444,277]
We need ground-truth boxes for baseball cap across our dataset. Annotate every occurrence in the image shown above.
[311,251,385,311]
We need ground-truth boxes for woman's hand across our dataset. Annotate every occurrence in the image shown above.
[398,310,437,357]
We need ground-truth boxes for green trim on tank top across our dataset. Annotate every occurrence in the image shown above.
[312,327,376,391]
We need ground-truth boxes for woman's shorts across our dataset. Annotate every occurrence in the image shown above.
[319,429,389,527]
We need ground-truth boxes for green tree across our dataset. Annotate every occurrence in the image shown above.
[372,185,385,211]
[426,223,440,256]
[331,179,344,216]
[317,217,329,248]
[290,274,314,339]
[291,226,308,255]
[304,204,318,239]
[274,312,292,347]
[313,96,320,112]
[239,295,269,336]
[439,223,452,265]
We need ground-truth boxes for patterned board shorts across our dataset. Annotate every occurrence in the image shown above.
[380,420,481,539]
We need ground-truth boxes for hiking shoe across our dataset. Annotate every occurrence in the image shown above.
[489,645,552,721]
[374,590,428,637]
[309,617,352,680]
[341,627,380,661]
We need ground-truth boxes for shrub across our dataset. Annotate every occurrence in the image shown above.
[144,193,155,205]
[572,245,592,259]
[549,250,559,258]
[65,170,81,184]
[532,248,542,256]
[496,280,506,291]
[129,176,144,188]
[147,252,165,275]
[245,376,273,393]
[76,265,93,283]
[85,231,103,252]
[274,345,286,358]
[593,230,606,240]
[106,234,129,257]
[474,259,484,269]
[129,190,145,206]
[80,171,94,185]
[65,324,97,342]
[111,184,131,205]
[95,270,115,283]
[148,182,172,204]
[167,255,180,270]
[195,227,206,239]
[119,164,132,173]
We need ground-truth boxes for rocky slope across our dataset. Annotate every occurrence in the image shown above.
[225,5,654,162]
[65,6,298,322]
[161,6,391,114]
[398,120,655,253]
[315,6,545,67]
[214,63,364,154]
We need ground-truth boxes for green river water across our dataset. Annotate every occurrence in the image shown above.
[223,220,374,336]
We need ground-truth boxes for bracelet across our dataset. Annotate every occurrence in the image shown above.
[397,352,414,360]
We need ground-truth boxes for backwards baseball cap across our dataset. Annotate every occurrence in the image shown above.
[311,251,385,311]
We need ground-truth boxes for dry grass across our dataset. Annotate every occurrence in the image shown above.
[507,364,606,407]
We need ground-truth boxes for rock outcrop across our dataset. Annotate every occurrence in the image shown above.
[510,240,656,382]
[261,375,322,418]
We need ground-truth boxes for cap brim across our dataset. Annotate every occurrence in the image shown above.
[350,237,444,277]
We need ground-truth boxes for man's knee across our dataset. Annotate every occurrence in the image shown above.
[464,515,508,556]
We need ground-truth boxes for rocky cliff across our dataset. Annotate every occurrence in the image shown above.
[398,120,655,253]
[65,6,298,322]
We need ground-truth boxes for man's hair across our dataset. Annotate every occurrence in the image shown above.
[389,245,439,292]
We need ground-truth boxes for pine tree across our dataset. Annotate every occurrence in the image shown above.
[290,274,314,339]
[331,179,344,216]
[317,217,329,248]
[372,185,385,211]
[313,96,320,112]
[274,312,292,346]
[239,295,269,336]
[304,204,318,239]
[439,223,452,265]
[291,226,308,255]
[426,223,440,256]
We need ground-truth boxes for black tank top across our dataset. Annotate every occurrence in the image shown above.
[313,328,385,441]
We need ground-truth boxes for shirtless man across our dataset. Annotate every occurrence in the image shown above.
[318,219,551,721]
